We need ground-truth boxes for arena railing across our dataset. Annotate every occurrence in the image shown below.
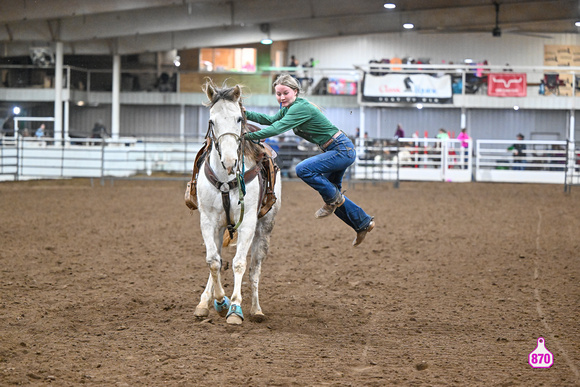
[354,137,473,183]
[0,132,577,187]
[0,135,205,182]
[475,139,568,184]
[564,140,580,192]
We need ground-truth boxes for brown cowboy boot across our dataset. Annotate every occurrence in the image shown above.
[353,220,375,247]
[314,193,345,218]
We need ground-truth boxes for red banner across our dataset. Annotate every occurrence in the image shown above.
[487,73,527,97]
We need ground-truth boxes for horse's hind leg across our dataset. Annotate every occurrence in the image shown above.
[249,218,275,322]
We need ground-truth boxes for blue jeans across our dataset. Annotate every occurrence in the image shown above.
[295,133,373,232]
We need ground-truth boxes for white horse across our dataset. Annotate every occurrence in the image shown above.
[193,80,282,325]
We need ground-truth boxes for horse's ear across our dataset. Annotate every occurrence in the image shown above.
[203,81,216,102]
[233,85,242,102]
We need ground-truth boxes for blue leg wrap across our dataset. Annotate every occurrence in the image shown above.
[213,296,231,317]
[226,304,244,321]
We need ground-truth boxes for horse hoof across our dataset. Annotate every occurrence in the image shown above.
[194,307,209,318]
[250,312,266,323]
[213,296,231,317]
[226,304,244,324]
[226,314,243,325]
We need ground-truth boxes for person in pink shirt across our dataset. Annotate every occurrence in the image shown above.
[457,128,471,169]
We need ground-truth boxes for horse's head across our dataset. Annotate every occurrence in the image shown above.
[204,80,244,175]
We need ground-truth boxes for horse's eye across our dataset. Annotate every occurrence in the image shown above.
[209,119,214,126]
[236,117,242,124]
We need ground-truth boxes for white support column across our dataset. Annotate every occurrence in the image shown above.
[567,109,575,185]
[359,105,365,142]
[111,54,121,140]
[64,101,69,143]
[572,74,576,143]
[357,105,366,163]
[198,106,204,138]
[461,107,467,129]
[179,104,185,141]
[376,108,382,139]
[53,41,63,143]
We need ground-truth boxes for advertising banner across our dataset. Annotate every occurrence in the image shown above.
[487,73,527,97]
[362,73,453,104]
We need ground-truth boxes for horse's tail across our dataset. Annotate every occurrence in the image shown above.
[222,229,238,247]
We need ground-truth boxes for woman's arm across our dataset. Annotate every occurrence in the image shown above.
[246,110,284,126]
[245,104,312,140]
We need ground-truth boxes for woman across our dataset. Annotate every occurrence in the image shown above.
[243,74,374,246]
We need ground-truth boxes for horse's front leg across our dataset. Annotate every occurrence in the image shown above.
[196,214,229,317]
[194,273,213,318]
[226,217,257,325]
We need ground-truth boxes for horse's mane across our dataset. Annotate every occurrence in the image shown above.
[203,79,264,163]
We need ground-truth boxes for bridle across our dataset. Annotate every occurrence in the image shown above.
[204,117,250,239]
[206,120,244,173]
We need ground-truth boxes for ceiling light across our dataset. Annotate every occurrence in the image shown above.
[384,3,396,9]
[417,103,423,110]
[13,106,21,115]
[260,23,273,45]
[575,21,580,27]
[513,106,520,111]
[403,23,414,29]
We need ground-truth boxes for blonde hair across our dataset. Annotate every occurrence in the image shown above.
[272,73,326,111]
[273,74,301,96]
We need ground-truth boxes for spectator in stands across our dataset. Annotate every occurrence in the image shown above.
[394,123,405,139]
[91,120,109,139]
[289,55,298,67]
[35,123,45,139]
[508,133,526,170]
[457,128,471,169]
[243,73,375,246]
[436,128,449,141]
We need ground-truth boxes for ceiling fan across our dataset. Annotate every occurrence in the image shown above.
[491,1,553,39]
[492,1,502,37]
[420,1,553,39]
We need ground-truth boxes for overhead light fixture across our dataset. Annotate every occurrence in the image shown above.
[513,106,520,110]
[417,103,423,110]
[13,106,21,115]
[384,3,396,9]
[260,23,273,45]
[173,55,181,67]
[575,21,580,27]
[403,23,414,29]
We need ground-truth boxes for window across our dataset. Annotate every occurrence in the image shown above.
[200,48,256,72]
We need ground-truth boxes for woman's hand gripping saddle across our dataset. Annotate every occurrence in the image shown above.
[185,125,279,218]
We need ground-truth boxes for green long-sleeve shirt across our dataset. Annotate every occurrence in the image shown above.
[244,98,339,145]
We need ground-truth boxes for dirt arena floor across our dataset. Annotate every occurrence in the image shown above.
[0,178,579,386]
